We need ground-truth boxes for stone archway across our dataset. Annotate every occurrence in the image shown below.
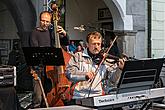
[0,0,37,91]
[103,0,124,30]
[103,0,125,54]
[104,0,136,57]
[1,0,36,47]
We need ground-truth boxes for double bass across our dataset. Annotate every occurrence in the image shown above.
[46,4,71,106]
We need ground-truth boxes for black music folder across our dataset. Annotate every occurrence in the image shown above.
[22,47,65,66]
[117,58,164,93]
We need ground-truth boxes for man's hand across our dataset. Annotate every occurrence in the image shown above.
[85,72,95,81]
[57,25,66,37]
[118,58,126,70]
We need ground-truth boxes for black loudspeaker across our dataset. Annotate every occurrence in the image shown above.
[0,65,16,87]
[0,87,17,110]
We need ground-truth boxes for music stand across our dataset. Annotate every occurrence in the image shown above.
[117,58,164,94]
[22,47,65,66]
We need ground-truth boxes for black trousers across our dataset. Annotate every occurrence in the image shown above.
[0,87,18,110]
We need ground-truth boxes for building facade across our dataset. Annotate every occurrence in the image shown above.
[152,0,165,58]
[0,0,148,65]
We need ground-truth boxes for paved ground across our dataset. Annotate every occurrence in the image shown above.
[17,91,33,109]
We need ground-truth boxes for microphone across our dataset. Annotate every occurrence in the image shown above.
[74,25,85,32]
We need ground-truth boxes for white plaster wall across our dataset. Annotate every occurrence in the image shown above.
[134,31,146,58]
[126,0,147,58]
[152,0,165,58]
[115,0,133,30]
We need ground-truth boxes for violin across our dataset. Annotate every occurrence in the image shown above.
[99,48,137,62]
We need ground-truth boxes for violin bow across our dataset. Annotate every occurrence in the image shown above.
[88,35,118,97]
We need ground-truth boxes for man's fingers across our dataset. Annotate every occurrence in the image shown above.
[89,72,95,79]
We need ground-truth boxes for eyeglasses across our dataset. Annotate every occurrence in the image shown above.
[40,20,50,24]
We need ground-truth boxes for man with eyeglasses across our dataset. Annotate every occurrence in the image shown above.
[30,11,69,47]
[30,11,69,108]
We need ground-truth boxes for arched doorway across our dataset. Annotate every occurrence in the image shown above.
[66,0,133,55]
[1,0,36,47]
[0,0,37,91]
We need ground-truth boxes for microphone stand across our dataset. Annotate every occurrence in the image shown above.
[78,24,137,36]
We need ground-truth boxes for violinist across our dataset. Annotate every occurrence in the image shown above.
[65,31,125,104]
[30,10,69,108]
